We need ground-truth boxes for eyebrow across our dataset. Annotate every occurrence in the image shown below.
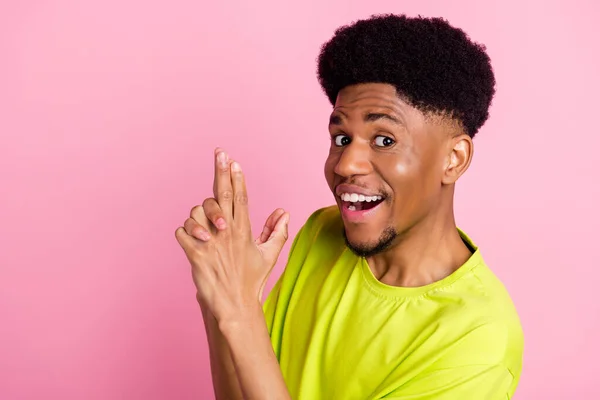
[329,112,401,126]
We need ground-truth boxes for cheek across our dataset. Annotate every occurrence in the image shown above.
[391,157,414,176]
[381,151,419,182]
[390,140,441,180]
[383,151,440,200]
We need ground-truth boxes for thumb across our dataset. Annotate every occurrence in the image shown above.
[264,211,290,251]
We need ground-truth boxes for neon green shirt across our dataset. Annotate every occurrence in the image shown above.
[264,206,523,399]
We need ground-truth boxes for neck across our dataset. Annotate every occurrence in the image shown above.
[365,205,472,288]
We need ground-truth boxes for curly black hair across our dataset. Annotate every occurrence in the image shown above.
[317,14,495,137]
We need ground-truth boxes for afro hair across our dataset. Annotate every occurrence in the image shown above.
[317,14,496,137]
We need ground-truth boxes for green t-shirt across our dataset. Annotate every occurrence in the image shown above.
[264,206,523,399]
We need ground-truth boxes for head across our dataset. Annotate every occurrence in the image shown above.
[318,14,495,257]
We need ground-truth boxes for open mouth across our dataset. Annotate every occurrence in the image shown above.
[339,193,385,212]
[343,198,384,211]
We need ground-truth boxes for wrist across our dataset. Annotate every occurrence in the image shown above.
[217,302,265,337]
[198,298,220,335]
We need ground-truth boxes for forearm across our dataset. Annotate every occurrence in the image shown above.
[220,304,291,400]
[200,304,244,400]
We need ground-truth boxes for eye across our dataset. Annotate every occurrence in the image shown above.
[333,134,351,147]
[374,136,395,147]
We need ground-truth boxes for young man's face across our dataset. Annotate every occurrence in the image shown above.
[324,83,453,256]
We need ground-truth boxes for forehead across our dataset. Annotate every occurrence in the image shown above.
[332,83,461,141]
[333,83,414,118]
[332,83,421,126]
[336,83,399,103]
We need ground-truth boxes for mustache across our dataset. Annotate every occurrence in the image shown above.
[337,180,389,197]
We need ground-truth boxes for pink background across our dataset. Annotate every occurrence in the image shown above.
[1,0,599,399]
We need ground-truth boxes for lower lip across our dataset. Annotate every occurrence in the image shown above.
[339,200,384,223]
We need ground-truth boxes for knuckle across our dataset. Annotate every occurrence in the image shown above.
[175,227,184,238]
[218,228,230,239]
[234,192,248,205]
[190,205,204,218]
[202,197,217,208]
[190,248,203,262]
[201,199,224,222]
[219,190,233,201]
[241,229,252,241]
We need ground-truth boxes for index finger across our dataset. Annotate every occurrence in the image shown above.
[213,148,233,220]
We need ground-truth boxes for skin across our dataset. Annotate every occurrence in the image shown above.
[325,83,474,287]
[175,83,478,398]
[175,149,291,400]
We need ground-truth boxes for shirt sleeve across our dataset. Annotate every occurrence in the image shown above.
[262,221,305,336]
[381,319,518,400]
[262,208,325,337]
[381,363,514,399]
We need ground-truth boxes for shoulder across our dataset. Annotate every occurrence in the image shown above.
[270,205,344,281]
[422,229,523,378]
[287,205,344,256]
[435,258,524,380]
[297,205,342,238]
[263,206,345,331]
[451,230,523,347]
[471,262,524,374]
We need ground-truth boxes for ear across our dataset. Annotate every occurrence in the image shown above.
[442,134,473,185]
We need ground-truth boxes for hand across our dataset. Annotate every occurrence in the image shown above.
[175,148,290,323]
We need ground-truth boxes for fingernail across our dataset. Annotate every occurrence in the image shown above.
[216,218,227,230]
[217,151,228,167]
[231,162,241,172]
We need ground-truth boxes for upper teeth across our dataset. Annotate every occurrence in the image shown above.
[340,193,383,203]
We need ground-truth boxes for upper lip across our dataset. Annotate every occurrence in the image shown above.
[335,184,383,198]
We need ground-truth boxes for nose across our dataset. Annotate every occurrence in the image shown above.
[334,141,372,178]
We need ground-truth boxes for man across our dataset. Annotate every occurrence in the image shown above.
[175,14,523,399]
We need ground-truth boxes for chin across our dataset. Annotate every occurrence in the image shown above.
[343,226,398,258]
